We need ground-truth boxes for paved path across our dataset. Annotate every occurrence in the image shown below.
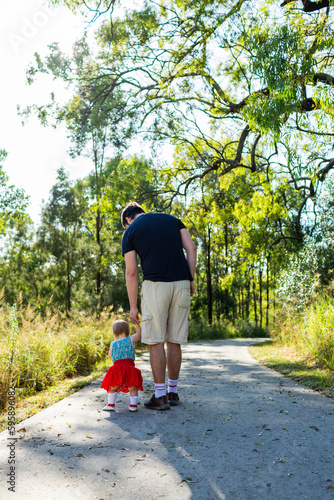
[1,339,334,499]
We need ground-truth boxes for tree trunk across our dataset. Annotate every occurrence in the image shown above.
[66,245,71,312]
[207,227,213,325]
[266,255,270,329]
[246,279,250,320]
[273,275,276,325]
[96,207,102,299]
[241,287,244,320]
[224,223,228,264]
[232,291,236,320]
[259,268,263,330]
[94,149,103,311]
[253,278,258,327]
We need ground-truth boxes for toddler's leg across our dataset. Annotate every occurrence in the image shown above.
[103,386,119,411]
[128,386,138,412]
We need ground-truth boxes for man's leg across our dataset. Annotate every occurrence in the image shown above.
[141,281,172,410]
[150,343,166,383]
[150,343,168,398]
[165,281,191,406]
[167,342,182,380]
[144,343,170,410]
[166,342,182,406]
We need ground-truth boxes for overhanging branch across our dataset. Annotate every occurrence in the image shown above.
[281,0,330,12]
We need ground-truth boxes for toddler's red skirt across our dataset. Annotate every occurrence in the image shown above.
[100,359,143,393]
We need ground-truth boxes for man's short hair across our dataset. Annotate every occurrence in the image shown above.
[121,202,145,228]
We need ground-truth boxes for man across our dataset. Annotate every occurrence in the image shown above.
[121,202,196,410]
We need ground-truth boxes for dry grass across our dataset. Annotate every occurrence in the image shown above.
[249,296,334,398]
[250,340,334,399]
[271,295,334,372]
[0,303,139,414]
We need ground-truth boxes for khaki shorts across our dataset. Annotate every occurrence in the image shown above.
[141,280,191,345]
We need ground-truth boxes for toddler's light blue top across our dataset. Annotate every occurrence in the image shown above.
[111,336,135,362]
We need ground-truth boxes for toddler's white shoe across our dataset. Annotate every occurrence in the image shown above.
[103,404,115,411]
[129,404,137,412]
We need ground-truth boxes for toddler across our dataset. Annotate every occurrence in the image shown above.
[101,319,143,412]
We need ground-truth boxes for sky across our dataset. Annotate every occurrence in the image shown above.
[0,1,96,224]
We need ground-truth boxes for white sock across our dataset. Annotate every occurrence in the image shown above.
[108,392,117,405]
[154,383,166,399]
[130,396,138,406]
[168,378,178,394]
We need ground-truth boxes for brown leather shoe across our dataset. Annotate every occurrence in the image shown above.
[144,394,170,411]
[167,392,179,406]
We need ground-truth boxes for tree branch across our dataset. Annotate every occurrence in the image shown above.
[281,0,329,12]
[313,72,334,85]
[317,159,334,182]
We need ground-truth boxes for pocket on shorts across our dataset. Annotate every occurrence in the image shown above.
[142,314,153,323]
[178,288,191,308]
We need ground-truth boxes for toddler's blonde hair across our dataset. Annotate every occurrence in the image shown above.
[112,319,130,337]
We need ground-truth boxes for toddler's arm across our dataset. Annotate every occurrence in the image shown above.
[108,347,112,360]
[131,323,141,344]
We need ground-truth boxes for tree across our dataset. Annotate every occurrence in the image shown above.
[0,149,28,236]
[26,0,334,245]
[275,241,328,310]
[37,168,94,312]
[21,37,136,310]
[92,154,166,308]
[0,216,47,307]
[50,0,117,21]
[21,0,334,324]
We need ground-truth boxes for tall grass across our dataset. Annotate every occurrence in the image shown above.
[0,304,19,409]
[0,304,123,411]
[272,294,334,371]
[0,303,274,412]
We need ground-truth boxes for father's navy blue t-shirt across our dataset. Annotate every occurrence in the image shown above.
[121,213,193,282]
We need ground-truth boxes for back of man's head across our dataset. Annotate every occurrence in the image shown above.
[121,202,145,228]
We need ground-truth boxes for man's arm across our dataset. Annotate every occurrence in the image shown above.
[124,250,140,324]
[180,228,197,296]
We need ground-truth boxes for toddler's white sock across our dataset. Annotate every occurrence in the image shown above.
[130,396,138,406]
[108,392,117,405]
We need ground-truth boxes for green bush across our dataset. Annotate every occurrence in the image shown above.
[188,319,268,341]
[189,320,235,341]
[234,320,268,338]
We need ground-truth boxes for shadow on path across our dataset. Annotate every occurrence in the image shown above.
[1,339,334,499]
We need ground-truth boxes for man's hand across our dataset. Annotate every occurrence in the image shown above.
[129,307,140,325]
[190,281,195,296]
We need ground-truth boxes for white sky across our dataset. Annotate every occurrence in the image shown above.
[0,1,95,224]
